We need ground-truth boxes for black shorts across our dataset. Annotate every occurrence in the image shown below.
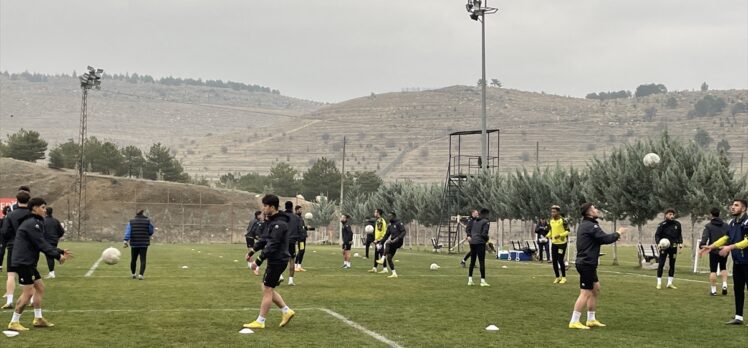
[342,243,352,251]
[386,241,403,255]
[576,265,598,290]
[263,262,287,288]
[709,253,728,273]
[16,265,41,285]
[5,246,16,273]
[288,241,297,258]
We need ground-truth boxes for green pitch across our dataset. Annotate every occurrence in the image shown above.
[1,243,742,347]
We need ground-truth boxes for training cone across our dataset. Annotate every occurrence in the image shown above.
[239,328,254,334]
[485,325,499,331]
[3,330,20,337]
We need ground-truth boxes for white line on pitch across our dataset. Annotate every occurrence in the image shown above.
[320,308,404,348]
[43,307,317,314]
[84,257,103,277]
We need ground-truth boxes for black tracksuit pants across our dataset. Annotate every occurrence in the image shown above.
[551,243,567,277]
[130,247,148,275]
[469,243,486,278]
[657,247,677,278]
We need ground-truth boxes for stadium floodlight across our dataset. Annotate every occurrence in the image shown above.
[75,65,103,238]
[464,0,498,170]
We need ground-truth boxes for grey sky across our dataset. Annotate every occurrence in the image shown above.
[1,0,746,102]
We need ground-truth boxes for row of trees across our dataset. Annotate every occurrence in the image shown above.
[218,157,383,201]
[330,133,745,253]
[585,90,631,100]
[0,70,280,95]
[0,129,189,183]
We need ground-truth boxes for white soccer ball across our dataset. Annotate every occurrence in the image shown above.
[304,212,313,220]
[429,263,440,271]
[101,247,121,265]
[364,225,374,233]
[658,238,671,250]
[643,152,661,167]
[353,252,360,257]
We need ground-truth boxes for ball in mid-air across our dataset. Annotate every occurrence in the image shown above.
[102,247,121,265]
[364,225,374,233]
[304,212,313,220]
[643,153,661,167]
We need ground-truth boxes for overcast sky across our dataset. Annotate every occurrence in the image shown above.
[1,0,746,102]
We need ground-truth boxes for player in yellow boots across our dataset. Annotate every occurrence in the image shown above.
[243,195,296,330]
[568,203,624,330]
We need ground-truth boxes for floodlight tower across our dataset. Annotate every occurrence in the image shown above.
[75,66,103,238]
[465,0,498,171]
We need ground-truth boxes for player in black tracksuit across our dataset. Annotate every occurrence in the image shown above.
[245,211,263,268]
[655,208,683,289]
[243,194,295,329]
[0,206,10,273]
[699,208,730,296]
[294,205,311,272]
[363,217,375,259]
[42,207,65,278]
[379,213,406,278]
[341,215,353,269]
[467,209,490,286]
[568,203,622,329]
[283,201,302,286]
[535,218,551,262]
[0,191,31,309]
[6,197,71,331]
[460,210,478,267]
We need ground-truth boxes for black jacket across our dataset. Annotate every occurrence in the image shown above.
[464,218,475,238]
[126,214,154,247]
[535,222,550,243]
[284,210,302,242]
[245,219,263,241]
[575,217,620,267]
[385,219,406,245]
[297,213,309,240]
[11,214,63,267]
[43,215,65,244]
[699,218,729,254]
[342,222,353,244]
[254,211,291,264]
[469,217,490,245]
[0,206,30,247]
[655,219,683,246]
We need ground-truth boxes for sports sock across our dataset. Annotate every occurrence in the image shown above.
[281,306,289,314]
[11,312,21,322]
[656,278,662,286]
[391,270,397,276]
[587,311,596,321]
[570,311,581,323]
[722,282,728,289]
[667,277,673,285]
[34,308,42,319]
[711,286,717,293]
[736,315,744,321]
[288,277,294,283]
[256,315,266,324]
[6,294,13,305]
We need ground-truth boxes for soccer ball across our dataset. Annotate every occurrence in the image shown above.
[643,153,661,167]
[429,263,440,271]
[353,252,360,257]
[304,212,313,220]
[101,247,121,265]
[658,238,671,250]
[364,225,374,233]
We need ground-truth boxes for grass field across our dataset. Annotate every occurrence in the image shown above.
[1,242,745,347]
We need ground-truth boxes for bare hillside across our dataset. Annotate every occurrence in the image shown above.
[0,75,323,149]
[178,86,748,182]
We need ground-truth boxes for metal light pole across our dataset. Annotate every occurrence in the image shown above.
[75,66,103,238]
[465,0,498,170]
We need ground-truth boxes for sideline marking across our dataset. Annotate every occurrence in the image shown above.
[320,308,404,348]
[84,257,103,277]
